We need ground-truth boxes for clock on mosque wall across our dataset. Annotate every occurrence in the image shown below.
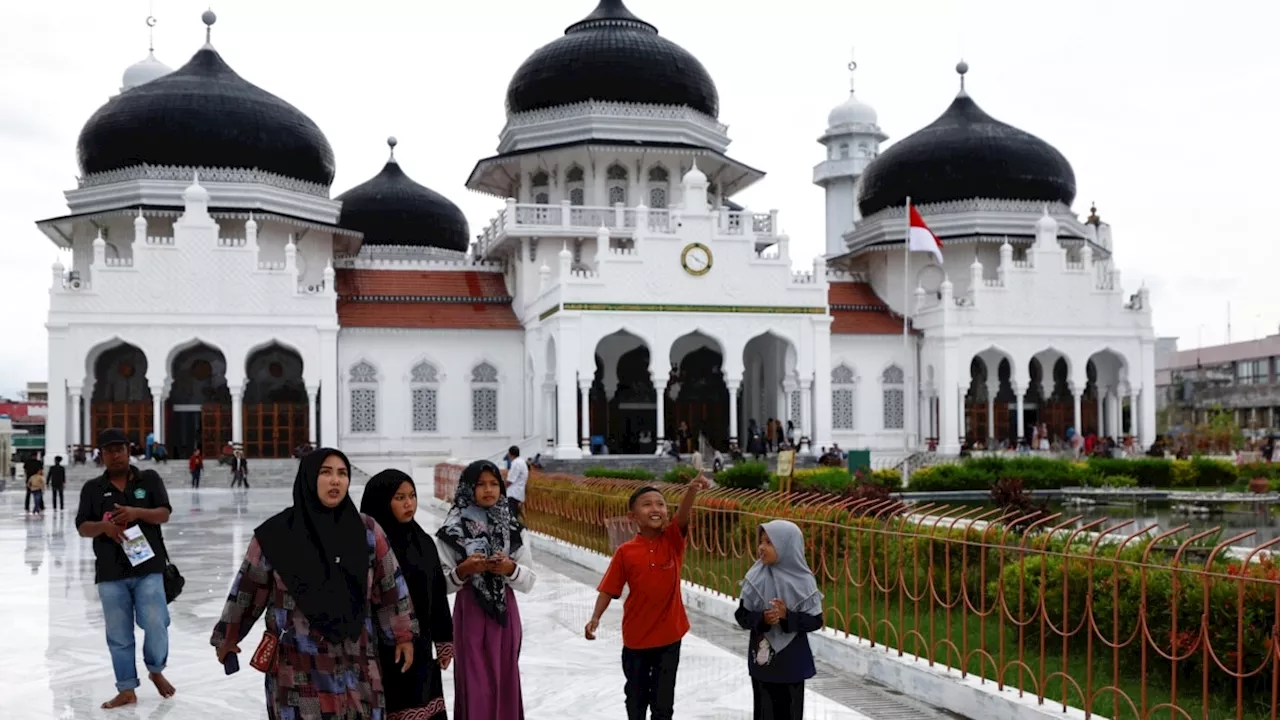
[680,242,712,277]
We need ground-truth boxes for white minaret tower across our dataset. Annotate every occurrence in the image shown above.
[814,53,887,257]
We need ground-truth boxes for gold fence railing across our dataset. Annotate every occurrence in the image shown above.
[433,464,1280,720]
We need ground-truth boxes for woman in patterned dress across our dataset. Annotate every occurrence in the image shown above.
[360,470,454,719]
[212,448,417,720]
[436,460,537,720]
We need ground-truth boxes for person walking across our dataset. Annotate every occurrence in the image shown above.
[188,448,203,488]
[360,470,454,720]
[211,448,416,719]
[27,462,46,517]
[48,455,67,512]
[230,450,249,489]
[504,446,528,521]
[74,428,176,709]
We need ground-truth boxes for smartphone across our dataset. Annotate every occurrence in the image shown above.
[224,652,240,675]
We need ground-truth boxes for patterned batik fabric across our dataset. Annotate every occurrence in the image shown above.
[212,514,418,720]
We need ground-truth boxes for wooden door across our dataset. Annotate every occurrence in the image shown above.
[201,403,231,458]
[90,402,153,447]
[243,402,308,458]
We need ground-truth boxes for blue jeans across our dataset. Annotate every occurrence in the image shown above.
[97,573,170,691]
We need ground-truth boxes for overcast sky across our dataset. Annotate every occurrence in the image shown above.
[1,0,1277,398]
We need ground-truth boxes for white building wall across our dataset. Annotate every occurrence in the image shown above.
[828,334,912,452]
[337,329,526,466]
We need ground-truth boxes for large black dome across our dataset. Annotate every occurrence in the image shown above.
[337,146,470,252]
[505,0,719,118]
[857,91,1076,217]
[76,47,335,186]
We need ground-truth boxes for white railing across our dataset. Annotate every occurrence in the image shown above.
[1096,268,1117,291]
[218,236,247,248]
[792,271,816,284]
[298,281,326,295]
[473,201,779,258]
[145,236,174,246]
[103,257,133,267]
[258,260,286,271]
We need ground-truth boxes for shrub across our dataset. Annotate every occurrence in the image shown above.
[1170,459,1196,488]
[793,467,855,494]
[1190,457,1237,487]
[662,465,699,484]
[583,466,655,482]
[870,467,906,489]
[1239,461,1280,481]
[716,462,772,490]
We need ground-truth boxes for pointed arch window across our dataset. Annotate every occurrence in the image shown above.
[349,361,378,434]
[882,365,905,430]
[832,364,855,430]
[566,165,586,206]
[531,170,550,205]
[647,166,670,209]
[410,361,440,433]
[471,362,499,433]
[839,143,850,159]
[606,163,628,206]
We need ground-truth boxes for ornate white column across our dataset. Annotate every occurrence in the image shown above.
[799,379,813,452]
[652,362,670,446]
[45,328,69,463]
[726,376,742,446]
[230,383,245,450]
[1013,382,1025,444]
[985,382,998,442]
[150,384,164,444]
[1097,387,1107,437]
[579,377,592,449]
[306,385,319,444]
[319,329,339,448]
[68,386,83,450]
[555,326,583,459]
[811,322,834,451]
[1129,388,1139,438]
[1072,389,1083,437]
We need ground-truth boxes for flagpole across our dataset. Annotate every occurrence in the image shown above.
[903,196,912,489]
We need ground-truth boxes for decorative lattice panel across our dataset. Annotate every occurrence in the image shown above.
[412,387,437,433]
[833,388,854,430]
[472,387,498,433]
[350,387,377,433]
[883,388,905,430]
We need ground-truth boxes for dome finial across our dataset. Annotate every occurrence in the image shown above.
[387,136,398,162]
[146,4,157,53]
[202,7,217,47]
[847,47,858,94]
[956,59,969,94]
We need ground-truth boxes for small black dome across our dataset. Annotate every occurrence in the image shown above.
[857,92,1076,217]
[336,151,470,252]
[77,47,335,186]
[506,0,719,118]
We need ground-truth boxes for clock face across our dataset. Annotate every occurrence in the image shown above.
[681,242,713,276]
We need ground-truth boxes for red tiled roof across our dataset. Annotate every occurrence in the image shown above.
[335,269,509,299]
[828,282,913,335]
[338,301,522,330]
[335,270,520,330]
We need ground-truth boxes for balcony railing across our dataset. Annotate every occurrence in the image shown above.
[474,200,779,258]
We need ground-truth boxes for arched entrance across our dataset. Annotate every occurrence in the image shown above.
[90,342,153,448]
[964,352,1015,445]
[243,343,308,458]
[167,342,231,458]
[741,332,798,448]
[589,331,656,454]
[667,332,729,451]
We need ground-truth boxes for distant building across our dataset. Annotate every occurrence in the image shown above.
[1155,332,1280,437]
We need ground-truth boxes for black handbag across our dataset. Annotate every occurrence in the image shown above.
[163,558,185,604]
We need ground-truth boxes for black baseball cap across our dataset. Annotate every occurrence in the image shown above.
[97,428,130,448]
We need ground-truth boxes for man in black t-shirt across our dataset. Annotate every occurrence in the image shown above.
[48,455,66,511]
[75,428,177,709]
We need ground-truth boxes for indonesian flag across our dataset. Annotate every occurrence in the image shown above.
[908,203,943,264]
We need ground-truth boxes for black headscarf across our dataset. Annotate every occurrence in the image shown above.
[359,470,438,623]
[436,459,524,625]
[254,448,368,642]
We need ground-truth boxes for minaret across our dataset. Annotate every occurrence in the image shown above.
[814,52,887,257]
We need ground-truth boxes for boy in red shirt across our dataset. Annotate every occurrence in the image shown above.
[585,474,708,720]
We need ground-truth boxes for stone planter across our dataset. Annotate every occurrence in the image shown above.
[1250,477,1270,494]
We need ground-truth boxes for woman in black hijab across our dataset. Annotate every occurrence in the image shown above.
[211,448,418,720]
[361,470,453,719]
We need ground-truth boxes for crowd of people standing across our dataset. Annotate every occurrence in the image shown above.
[65,428,823,720]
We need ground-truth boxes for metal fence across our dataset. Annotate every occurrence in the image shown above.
[433,464,1280,720]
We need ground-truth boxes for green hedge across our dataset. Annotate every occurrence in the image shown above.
[908,455,1242,493]
[583,466,656,482]
[715,461,772,490]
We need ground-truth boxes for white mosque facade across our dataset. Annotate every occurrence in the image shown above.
[37,3,1157,471]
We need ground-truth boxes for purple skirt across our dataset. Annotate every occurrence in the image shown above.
[453,585,524,720]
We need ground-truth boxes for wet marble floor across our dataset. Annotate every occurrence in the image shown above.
[0,487,870,719]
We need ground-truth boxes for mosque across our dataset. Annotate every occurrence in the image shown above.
[36,1,1156,472]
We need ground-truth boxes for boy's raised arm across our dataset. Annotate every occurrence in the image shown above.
[675,474,709,531]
